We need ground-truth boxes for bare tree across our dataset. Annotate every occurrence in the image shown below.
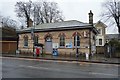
[15,0,64,27]
[41,1,64,23]
[101,0,120,34]
[0,14,3,26]
[32,1,64,25]
[0,16,17,29]
[15,1,32,28]
[32,2,44,25]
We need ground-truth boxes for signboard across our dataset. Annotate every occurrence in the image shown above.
[65,43,72,48]
[66,39,72,48]
[53,43,59,48]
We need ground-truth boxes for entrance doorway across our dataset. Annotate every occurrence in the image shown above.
[45,36,52,54]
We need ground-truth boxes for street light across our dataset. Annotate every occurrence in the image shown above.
[32,5,36,57]
[75,32,78,57]
[31,27,35,56]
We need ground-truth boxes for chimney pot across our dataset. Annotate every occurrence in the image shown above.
[88,10,93,25]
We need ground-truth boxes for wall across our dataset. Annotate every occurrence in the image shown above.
[1,41,17,53]
[95,21,106,54]
[96,46,105,54]
[95,22,106,46]
[90,30,96,54]
[18,29,95,55]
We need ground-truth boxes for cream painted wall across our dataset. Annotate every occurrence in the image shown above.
[95,21,106,47]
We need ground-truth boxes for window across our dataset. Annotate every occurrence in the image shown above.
[60,36,65,47]
[45,37,52,42]
[99,39,102,45]
[34,36,38,44]
[24,36,28,47]
[98,29,102,35]
[74,35,80,46]
[83,31,87,37]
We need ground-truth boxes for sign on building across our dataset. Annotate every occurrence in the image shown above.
[65,43,72,48]
[53,43,59,48]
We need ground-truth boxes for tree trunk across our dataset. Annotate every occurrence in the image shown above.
[118,27,120,34]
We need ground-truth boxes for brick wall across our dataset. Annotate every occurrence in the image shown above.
[18,29,95,54]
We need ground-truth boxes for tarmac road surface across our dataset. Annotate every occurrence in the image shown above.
[1,57,119,78]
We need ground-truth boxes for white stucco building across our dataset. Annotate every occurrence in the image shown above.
[94,21,107,53]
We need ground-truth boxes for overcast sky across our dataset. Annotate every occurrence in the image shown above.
[0,0,118,34]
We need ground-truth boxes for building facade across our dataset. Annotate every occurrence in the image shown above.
[94,21,107,54]
[17,11,98,55]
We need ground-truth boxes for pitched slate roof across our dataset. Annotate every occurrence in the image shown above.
[17,20,97,33]
[35,20,91,29]
[94,20,107,28]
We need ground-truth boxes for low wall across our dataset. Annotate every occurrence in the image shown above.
[96,46,105,54]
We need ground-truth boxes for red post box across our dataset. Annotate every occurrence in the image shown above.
[36,47,40,57]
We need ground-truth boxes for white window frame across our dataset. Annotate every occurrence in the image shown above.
[99,39,102,45]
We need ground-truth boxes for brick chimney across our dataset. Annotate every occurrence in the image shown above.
[28,19,33,27]
[88,10,93,25]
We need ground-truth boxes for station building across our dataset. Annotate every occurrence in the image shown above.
[17,10,98,55]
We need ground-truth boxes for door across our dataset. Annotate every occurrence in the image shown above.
[45,36,52,53]
[45,41,52,53]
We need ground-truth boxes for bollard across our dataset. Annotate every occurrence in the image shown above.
[33,51,36,58]
[85,53,89,60]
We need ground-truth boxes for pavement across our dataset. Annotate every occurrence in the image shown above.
[2,53,120,64]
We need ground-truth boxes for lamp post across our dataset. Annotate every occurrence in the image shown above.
[75,32,78,57]
[32,5,36,57]
[31,28,34,52]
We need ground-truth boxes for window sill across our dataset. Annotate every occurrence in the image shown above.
[23,46,29,48]
[73,46,80,48]
[59,46,65,48]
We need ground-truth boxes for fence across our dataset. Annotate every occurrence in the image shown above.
[104,43,120,58]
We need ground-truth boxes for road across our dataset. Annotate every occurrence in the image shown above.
[1,57,119,78]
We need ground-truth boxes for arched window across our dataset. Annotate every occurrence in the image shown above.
[60,35,65,47]
[44,33,52,42]
[34,36,38,44]
[74,35,80,46]
[24,36,28,47]
[45,36,52,42]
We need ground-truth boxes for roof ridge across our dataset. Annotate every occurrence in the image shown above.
[37,20,84,25]
[35,20,87,28]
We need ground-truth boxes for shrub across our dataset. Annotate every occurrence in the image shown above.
[109,39,120,58]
